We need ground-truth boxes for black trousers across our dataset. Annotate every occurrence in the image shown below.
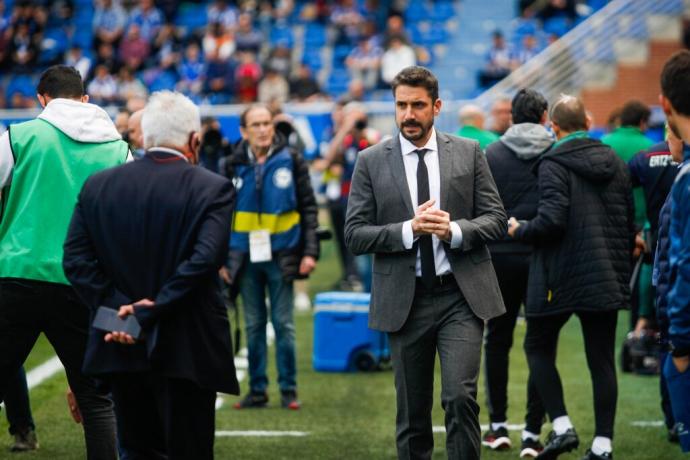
[110,373,216,460]
[3,366,35,435]
[388,280,484,460]
[484,254,545,433]
[327,198,359,281]
[0,279,117,459]
[524,310,618,438]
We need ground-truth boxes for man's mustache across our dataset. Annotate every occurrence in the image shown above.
[402,121,422,128]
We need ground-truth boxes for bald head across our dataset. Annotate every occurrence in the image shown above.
[550,94,588,136]
[128,109,144,149]
[459,105,485,129]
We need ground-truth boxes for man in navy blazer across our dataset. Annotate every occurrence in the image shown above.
[63,91,238,460]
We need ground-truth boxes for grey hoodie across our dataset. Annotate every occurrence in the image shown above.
[38,98,122,143]
[500,123,554,160]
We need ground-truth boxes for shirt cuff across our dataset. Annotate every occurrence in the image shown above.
[449,221,462,248]
[402,219,414,249]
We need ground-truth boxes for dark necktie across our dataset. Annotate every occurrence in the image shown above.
[415,149,436,289]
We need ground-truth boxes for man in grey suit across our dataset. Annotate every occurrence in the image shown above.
[345,66,507,459]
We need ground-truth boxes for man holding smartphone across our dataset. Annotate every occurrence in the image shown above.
[63,91,238,459]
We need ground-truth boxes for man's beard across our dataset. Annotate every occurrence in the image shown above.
[399,119,433,142]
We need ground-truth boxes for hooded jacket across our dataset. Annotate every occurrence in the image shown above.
[0,98,130,284]
[485,123,554,254]
[514,137,635,316]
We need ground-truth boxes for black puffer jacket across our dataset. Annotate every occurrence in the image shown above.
[486,123,553,254]
[514,137,636,317]
[224,132,319,284]
[654,194,672,345]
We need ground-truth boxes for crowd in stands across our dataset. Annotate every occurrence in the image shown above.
[0,0,444,109]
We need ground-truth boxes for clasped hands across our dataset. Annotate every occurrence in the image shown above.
[412,200,451,241]
[104,298,154,345]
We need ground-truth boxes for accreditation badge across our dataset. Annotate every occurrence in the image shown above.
[249,229,272,263]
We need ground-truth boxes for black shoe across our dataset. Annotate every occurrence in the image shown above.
[581,449,613,460]
[481,426,511,450]
[10,428,38,452]
[280,390,301,410]
[669,423,681,443]
[233,392,268,409]
[520,438,544,458]
[536,428,579,459]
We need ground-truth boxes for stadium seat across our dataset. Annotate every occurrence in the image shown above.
[429,2,455,22]
[543,16,572,38]
[303,23,327,48]
[148,71,178,92]
[39,28,70,65]
[270,25,294,48]
[6,75,35,101]
[326,72,350,96]
[302,49,323,72]
[404,2,430,23]
[174,3,208,31]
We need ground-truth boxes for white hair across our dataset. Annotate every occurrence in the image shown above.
[142,91,201,150]
[459,104,485,125]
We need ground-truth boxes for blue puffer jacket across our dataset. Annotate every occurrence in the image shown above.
[667,147,690,355]
[653,193,672,345]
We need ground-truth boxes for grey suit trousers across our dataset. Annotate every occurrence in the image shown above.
[388,279,484,460]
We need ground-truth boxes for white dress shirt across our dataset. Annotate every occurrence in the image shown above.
[400,128,462,277]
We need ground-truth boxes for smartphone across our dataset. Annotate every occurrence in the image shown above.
[92,306,141,340]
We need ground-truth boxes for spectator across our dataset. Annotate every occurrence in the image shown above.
[508,95,635,460]
[93,0,127,47]
[234,12,263,54]
[151,23,181,71]
[204,56,236,104]
[207,0,239,32]
[346,78,366,102]
[223,104,319,411]
[455,104,499,150]
[511,33,541,69]
[258,66,289,104]
[113,107,130,137]
[117,66,148,102]
[126,108,144,157]
[264,44,291,77]
[478,31,512,88]
[489,96,513,135]
[9,22,37,73]
[93,42,120,77]
[345,37,382,91]
[235,51,261,103]
[127,0,163,42]
[87,64,118,105]
[202,21,235,62]
[380,35,416,86]
[119,23,150,70]
[64,45,92,80]
[177,42,205,98]
[289,62,322,102]
[331,0,365,45]
[659,49,690,455]
[483,89,553,456]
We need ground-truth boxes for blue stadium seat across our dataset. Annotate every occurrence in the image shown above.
[72,28,93,49]
[332,44,352,65]
[270,25,294,48]
[429,2,455,22]
[302,49,323,72]
[327,72,350,96]
[404,2,430,23]
[543,16,571,37]
[303,23,327,48]
[149,71,178,92]
[418,23,448,46]
[174,3,208,31]
[6,75,35,100]
[39,28,70,64]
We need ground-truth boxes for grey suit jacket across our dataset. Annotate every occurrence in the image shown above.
[344,131,507,332]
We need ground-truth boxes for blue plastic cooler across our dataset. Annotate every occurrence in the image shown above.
[313,292,390,372]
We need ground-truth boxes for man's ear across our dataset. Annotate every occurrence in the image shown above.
[37,94,47,108]
[434,98,442,116]
[585,114,592,131]
[81,94,89,104]
[660,94,673,117]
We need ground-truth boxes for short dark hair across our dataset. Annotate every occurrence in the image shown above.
[550,95,587,132]
[619,100,651,127]
[239,103,272,127]
[391,66,438,102]
[511,88,547,124]
[36,65,84,99]
[660,50,690,117]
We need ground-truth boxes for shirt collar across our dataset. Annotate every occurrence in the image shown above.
[147,147,189,162]
[399,127,438,156]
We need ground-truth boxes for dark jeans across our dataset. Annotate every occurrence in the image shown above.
[0,279,117,459]
[110,373,216,460]
[388,280,484,460]
[328,199,359,282]
[485,254,544,433]
[524,310,618,438]
[659,351,676,430]
[3,366,35,435]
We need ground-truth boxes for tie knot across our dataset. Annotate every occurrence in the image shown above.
[415,149,428,160]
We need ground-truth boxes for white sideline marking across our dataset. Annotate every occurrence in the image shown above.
[26,356,64,389]
[631,421,665,427]
[215,430,309,437]
[433,421,667,434]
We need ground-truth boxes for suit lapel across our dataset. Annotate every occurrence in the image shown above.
[387,136,415,217]
[437,131,452,210]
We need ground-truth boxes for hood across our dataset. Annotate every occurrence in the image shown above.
[500,123,554,160]
[232,131,289,164]
[542,138,617,183]
[38,98,121,143]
